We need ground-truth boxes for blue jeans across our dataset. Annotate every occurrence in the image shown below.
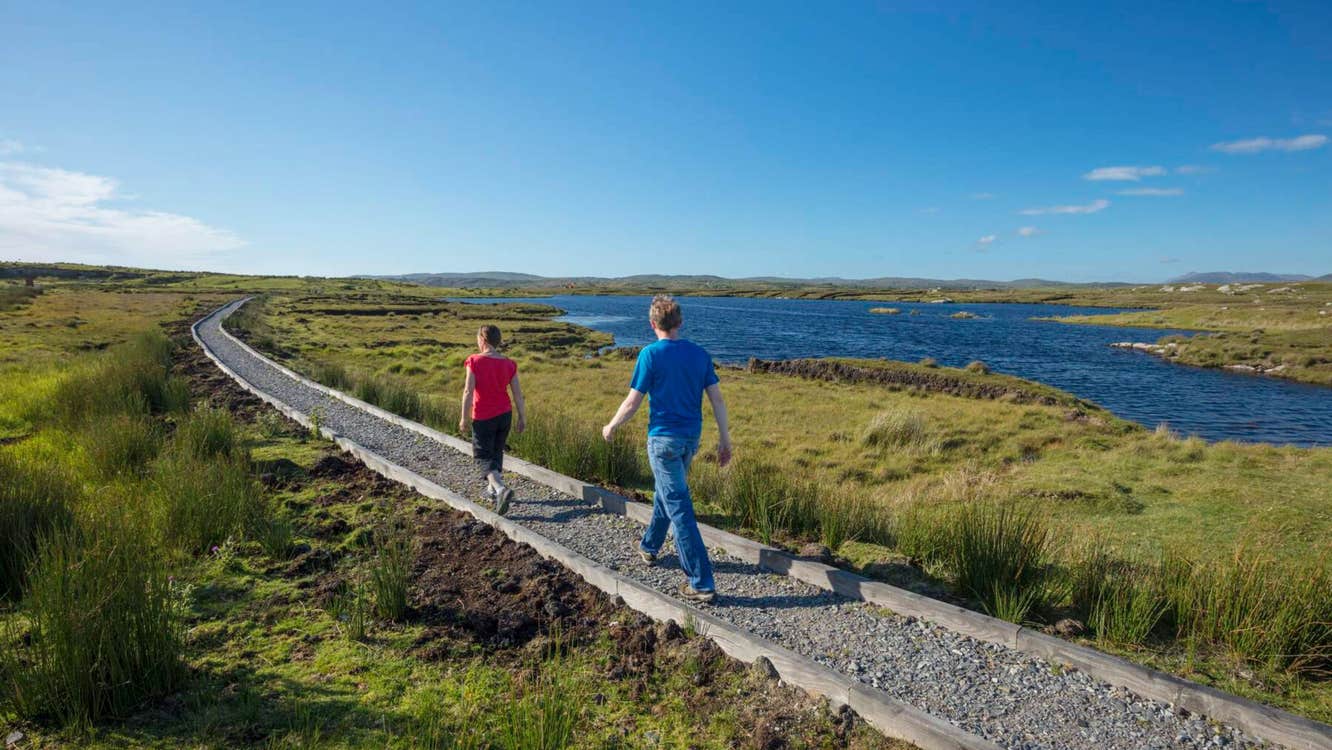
[640,435,715,592]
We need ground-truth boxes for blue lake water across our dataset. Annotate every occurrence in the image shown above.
[462,295,1332,447]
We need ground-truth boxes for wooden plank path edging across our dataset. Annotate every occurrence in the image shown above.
[200,299,1332,750]
[192,301,1000,750]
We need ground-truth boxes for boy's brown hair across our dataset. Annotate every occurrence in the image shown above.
[649,294,682,332]
[477,324,502,349]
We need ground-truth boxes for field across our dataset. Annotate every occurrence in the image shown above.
[0,277,900,748]
[223,286,1332,722]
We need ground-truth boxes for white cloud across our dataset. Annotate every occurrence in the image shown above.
[1016,226,1041,237]
[1083,165,1166,181]
[1019,198,1110,216]
[1117,187,1184,196]
[0,161,244,267]
[970,192,996,200]
[975,234,997,248]
[0,139,24,156]
[1210,134,1327,154]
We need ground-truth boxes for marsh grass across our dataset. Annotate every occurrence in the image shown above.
[369,519,414,621]
[79,413,163,479]
[501,639,581,750]
[172,406,245,461]
[862,408,928,450]
[0,451,78,600]
[53,331,190,424]
[940,502,1054,623]
[153,451,264,555]
[510,408,645,488]
[0,516,184,727]
[328,577,371,641]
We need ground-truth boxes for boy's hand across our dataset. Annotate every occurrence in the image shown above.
[601,423,615,442]
[717,440,733,467]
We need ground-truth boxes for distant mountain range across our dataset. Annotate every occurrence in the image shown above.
[370,271,1135,290]
[1167,271,1321,284]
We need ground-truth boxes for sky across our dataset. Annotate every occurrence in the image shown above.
[2,1,1331,282]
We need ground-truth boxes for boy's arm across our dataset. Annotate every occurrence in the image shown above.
[705,383,732,467]
[602,389,645,441]
[459,369,476,433]
[510,373,527,433]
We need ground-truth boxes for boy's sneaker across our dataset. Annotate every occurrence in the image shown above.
[638,547,657,565]
[496,486,514,517]
[676,582,716,604]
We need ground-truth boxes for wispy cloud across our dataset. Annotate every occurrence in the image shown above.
[1083,165,1166,181]
[975,234,997,249]
[1210,134,1327,154]
[1174,164,1214,175]
[1016,226,1041,237]
[0,139,25,156]
[0,161,245,267]
[1019,198,1110,216]
[970,192,996,200]
[1160,256,1181,264]
[1117,187,1184,197]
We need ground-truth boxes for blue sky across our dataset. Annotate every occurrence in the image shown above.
[2,2,1330,281]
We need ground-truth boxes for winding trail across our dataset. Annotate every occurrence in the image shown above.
[194,300,1315,750]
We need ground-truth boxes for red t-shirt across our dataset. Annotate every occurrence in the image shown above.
[465,353,517,421]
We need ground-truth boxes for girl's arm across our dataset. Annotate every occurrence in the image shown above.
[705,383,733,467]
[459,368,476,433]
[510,373,527,433]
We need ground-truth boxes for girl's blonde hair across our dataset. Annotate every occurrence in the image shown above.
[477,324,502,349]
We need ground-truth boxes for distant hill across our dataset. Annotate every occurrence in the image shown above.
[368,271,1129,291]
[1168,271,1316,284]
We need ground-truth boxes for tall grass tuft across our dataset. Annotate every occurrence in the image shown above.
[53,330,189,424]
[153,451,264,555]
[510,409,646,488]
[171,406,244,461]
[861,408,928,450]
[942,503,1052,623]
[79,413,163,480]
[0,517,185,726]
[0,452,78,600]
[369,520,414,621]
[500,642,580,750]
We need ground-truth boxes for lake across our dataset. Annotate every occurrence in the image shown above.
[465,294,1332,447]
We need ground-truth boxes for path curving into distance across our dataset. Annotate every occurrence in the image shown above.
[195,301,1293,750]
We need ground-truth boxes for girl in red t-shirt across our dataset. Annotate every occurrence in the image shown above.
[459,324,526,515]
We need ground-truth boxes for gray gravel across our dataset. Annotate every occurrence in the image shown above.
[197,305,1273,750]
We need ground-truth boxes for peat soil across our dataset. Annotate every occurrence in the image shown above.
[167,315,899,749]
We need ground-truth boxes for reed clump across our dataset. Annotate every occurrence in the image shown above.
[0,451,79,600]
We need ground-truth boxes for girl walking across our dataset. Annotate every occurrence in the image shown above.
[459,324,526,515]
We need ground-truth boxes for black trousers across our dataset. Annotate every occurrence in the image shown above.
[471,411,512,474]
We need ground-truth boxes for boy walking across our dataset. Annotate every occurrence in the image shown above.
[602,295,732,603]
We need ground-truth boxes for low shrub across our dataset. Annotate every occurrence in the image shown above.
[964,360,990,375]
[0,517,184,726]
[0,451,79,600]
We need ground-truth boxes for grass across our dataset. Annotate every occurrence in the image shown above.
[941,503,1053,623]
[0,450,78,600]
[0,515,185,727]
[369,519,414,622]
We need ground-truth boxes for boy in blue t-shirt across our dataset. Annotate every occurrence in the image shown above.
[602,295,733,603]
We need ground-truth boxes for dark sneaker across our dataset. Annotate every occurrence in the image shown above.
[496,486,514,516]
[638,547,657,565]
[676,582,716,604]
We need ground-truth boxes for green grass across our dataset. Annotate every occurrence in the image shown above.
[0,450,78,600]
[369,519,413,622]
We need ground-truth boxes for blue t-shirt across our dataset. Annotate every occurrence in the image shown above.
[629,338,720,438]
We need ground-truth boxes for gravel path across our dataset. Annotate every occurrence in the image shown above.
[197,306,1271,750]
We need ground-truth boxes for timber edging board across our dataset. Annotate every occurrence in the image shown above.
[202,299,1332,750]
[193,301,999,750]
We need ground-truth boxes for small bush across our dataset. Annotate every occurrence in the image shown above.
[0,452,79,600]
[964,360,990,375]
[918,357,938,368]
[0,517,184,726]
